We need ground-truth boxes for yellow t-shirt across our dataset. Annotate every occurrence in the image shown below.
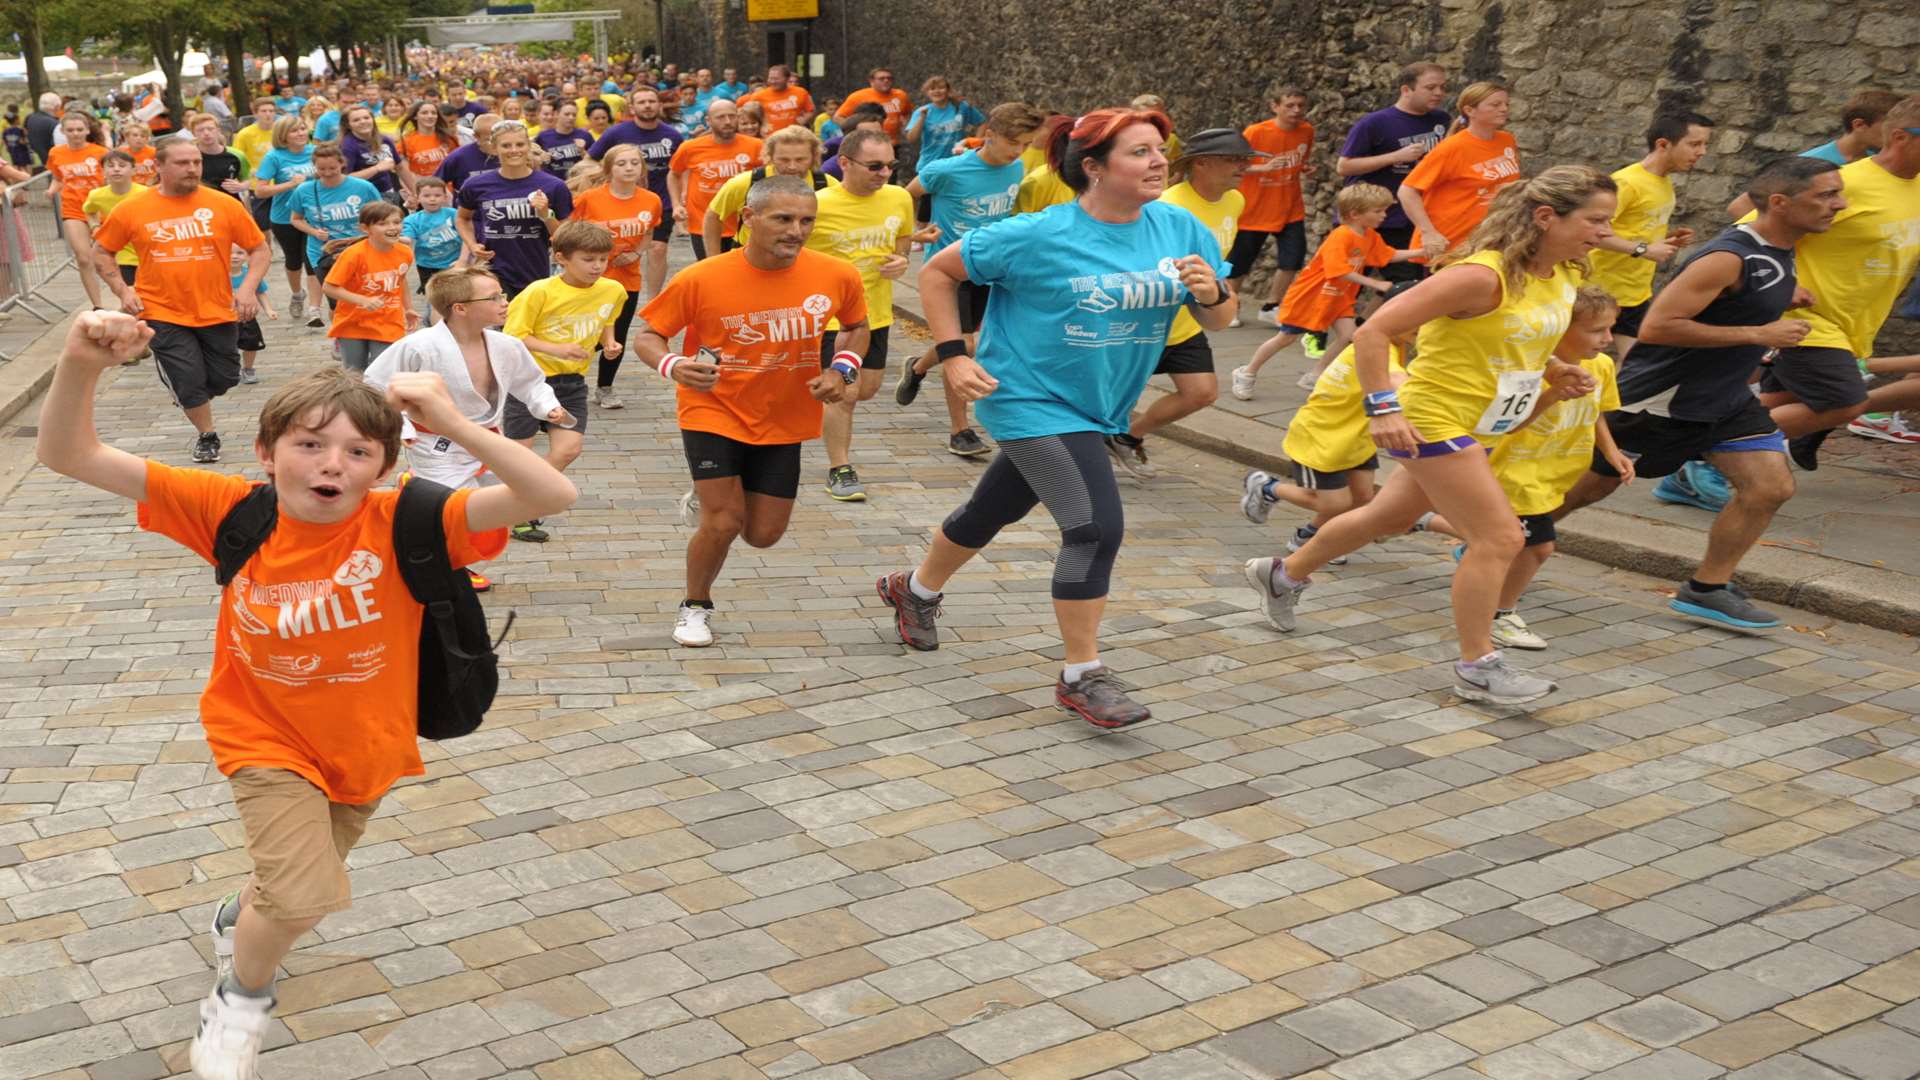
[1016,164,1074,215]
[1019,145,1047,175]
[1158,181,1245,346]
[233,123,275,170]
[1487,353,1621,516]
[1281,344,1408,473]
[376,115,404,139]
[805,183,915,331]
[576,94,625,125]
[1770,156,1920,357]
[1399,250,1580,444]
[709,168,840,242]
[83,184,150,266]
[1587,163,1674,306]
[502,275,628,376]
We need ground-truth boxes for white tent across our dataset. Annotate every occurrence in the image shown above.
[119,51,211,90]
[0,55,80,82]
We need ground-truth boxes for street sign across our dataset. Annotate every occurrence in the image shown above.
[747,0,818,20]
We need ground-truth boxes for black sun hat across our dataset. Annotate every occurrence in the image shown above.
[1175,128,1265,161]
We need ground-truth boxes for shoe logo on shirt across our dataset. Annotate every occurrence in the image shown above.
[1157,257,1181,280]
[1746,253,1787,291]
[1077,287,1118,314]
[730,321,767,344]
[335,550,384,588]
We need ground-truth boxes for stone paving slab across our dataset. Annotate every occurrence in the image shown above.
[0,246,1918,1080]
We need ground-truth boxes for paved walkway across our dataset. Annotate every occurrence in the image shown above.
[2,247,1920,1080]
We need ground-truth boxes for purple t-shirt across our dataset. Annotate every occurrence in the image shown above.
[341,132,401,194]
[588,120,685,203]
[456,168,574,293]
[1338,105,1452,230]
[535,128,591,181]
[458,101,487,118]
[436,142,499,191]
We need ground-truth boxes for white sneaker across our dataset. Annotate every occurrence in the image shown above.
[1227,315,1242,329]
[208,892,238,965]
[1297,368,1321,391]
[1847,414,1920,444]
[1261,307,1283,328]
[189,984,273,1080]
[673,603,713,647]
[288,292,304,320]
[595,385,624,409]
[1491,611,1548,650]
[1230,365,1257,401]
[678,489,700,529]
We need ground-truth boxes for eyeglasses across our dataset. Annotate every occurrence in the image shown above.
[849,158,894,173]
[1904,127,1920,136]
[460,292,506,304]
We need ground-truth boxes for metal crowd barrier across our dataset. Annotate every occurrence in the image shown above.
[0,170,76,360]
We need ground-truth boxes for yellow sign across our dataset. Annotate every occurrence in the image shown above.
[747,0,818,19]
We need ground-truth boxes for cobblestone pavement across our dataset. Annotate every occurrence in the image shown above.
[4,278,1920,1080]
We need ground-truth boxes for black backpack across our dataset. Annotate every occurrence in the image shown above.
[212,479,514,740]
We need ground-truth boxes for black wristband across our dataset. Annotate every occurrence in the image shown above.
[935,339,968,360]
[1193,286,1230,308]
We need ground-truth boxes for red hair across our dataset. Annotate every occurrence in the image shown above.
[1043,108,1171,194]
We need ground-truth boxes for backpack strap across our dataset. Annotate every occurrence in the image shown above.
[213,484,279,588]
[392,479,491,661]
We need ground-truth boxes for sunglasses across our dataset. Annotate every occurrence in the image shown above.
[849,158,894,173]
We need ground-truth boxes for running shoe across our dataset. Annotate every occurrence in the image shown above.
[466,570,492,592]
[1789,428,1832,471]
[289,291,304,320]
[825,465,867,501]
[305,314,325,330]
[1230,365,1257,401]
[948,428,990,457]
[894,362,928,406]
[1296,368,1320,391]
[1241,469,1278,525]
[1451,544,1465,563]
[1244,556,1307,632]
[1491,611,1548,650]
[1408,512,1435,533]
[678,490,700,528]
[1847,413,1920,444]
[1260,306,1282,328]
[1227,315,1242,329]
[1105,434,1155,479]
[192,431,221,463]
[510,521,549,543]
[673,603,714,647]
[1686,460,1732,507]
[1653,462,1727,512]
[1454,651,1557,705]
[876,570,941,651]
[238,368,259,385]
[1670,581,1780,630]
[189,982,274,1080]
[208,891,239,967]
[1288,527,1348,565]
[595,385,624,410]
[1302,332,1327,360]
[1057,666,1151,729]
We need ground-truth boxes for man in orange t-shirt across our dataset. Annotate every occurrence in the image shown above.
[740,64,816,133]
[92,135,271,465]
[835,68,912,142]
[1231,87,1317,319]
[667,99,763,260]
[634,174,867,648]
[323,202,419,372]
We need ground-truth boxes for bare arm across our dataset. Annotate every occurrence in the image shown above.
[701,209,724,256]
[90,242,135,309]
[35,313,155,502]
[1639,251,1809,349]
[905,177,926,199]
[1398,186,1444,254]
[1351,263,1504,453]
[667,171,687,221]
[381,373,576,530]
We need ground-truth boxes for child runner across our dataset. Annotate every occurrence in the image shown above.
[399,177,464,325]
[83,149,148,292]
[233,247,274,385]
[571,144,663,409]
[322,202,419,372]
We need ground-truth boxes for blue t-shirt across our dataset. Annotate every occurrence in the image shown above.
[1338,105,1451,230]
[401,206,462,269]
[715,81,749,101]
[917,150,1024,256]
[312,111,341,143]
[255,146,316,224]
[436,142,498,191]
[291,176,381,266]
[273,95,307,114]
[1802,140,1849,165]
[341,132,401,194]
[912,101,986,165]
[960,202,1229,440]
[229,268,269,295]
[3,125,30,167]
[588,121,684,202]
[456,168,574,292]
[536,128,591,180]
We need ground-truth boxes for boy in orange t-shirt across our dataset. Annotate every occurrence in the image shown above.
[1232,87,1317,320]
[33,310,577,1080]
[1231,184,1415,398]
[633,175,866,648]
[323,201,419,372]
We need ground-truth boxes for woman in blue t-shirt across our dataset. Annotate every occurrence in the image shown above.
[251,115,318,313]
[906,76,986,171]
[877,108,1234,731]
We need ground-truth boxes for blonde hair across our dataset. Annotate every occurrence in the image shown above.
[1450,80,1510,133]
[269,114,308,150]
[1130,93,1167,111]
[1335,183,1396,217]
[552,218,614,256]
[760,123,822,166]
[426,265,502,318]
[1571,285,1622,324]
[1441,164,1617,294]
[565,158,605,194]
[255,367,402,471]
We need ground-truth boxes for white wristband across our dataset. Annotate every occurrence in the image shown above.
[658,352,686,379]
[829,351,861,376]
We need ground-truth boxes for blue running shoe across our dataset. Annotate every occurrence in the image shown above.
[1685,460,1732,509]
[1652,464,1721,512]
[1670,581,1780,630]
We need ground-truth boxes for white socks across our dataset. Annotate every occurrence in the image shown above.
[908,571,941,601]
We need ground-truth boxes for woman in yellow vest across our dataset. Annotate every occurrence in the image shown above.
[1246,165,1619,707]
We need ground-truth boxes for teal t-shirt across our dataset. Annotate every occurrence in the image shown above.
[960,200,1229,440]
[255,146,315,224]
[917,149,1023,256]
[291,175,381,265]
[1802,140,1848,165]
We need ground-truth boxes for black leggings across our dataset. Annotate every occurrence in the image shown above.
[597,290,641,388]
[271,222,308,273]
[941,431,1124,601]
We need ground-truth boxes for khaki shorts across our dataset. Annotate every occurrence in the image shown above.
[230,767,382,921]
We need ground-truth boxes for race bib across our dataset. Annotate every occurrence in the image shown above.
[1474,370,1543,436]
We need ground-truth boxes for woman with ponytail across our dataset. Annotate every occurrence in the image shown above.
[1399,80,1521,260]
[877,107,1234,731]
[1247,164,1617,706]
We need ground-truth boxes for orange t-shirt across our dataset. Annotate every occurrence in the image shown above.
[137,462,507,803]
[741,86,815,132]
[572,184,664,292]
[401,133,454,178]
[837,88,912,139]
[1278,224,1396,332]
[48,143,109,220]
[669,134,763,225]
[641,248,866,445]
[326,240,415,343]
[1402,128,1521,257]
[93,186,267,327]
[128,146,159,187]
[1238,120,1314,230]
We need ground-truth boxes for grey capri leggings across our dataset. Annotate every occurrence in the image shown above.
[940,430,1125,601]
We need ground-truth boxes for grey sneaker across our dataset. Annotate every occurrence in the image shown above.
[209,891,239,966]
[238,368,259,385]
[305,314,325,329]
[1241,470,1278,525]
[947,428,990,457]
[895,362,929,406]
[288,291,304,320]
[1244,556,1307,632]
[678,489,700,529]
[1105,434,1155,479]
[1491,611,1548,650]
[1670,581,1781,630]
[1056,666,1151,729]
[826,465,867,502]
[191,431,221,463]
[1454,651,1557,706]
[877,570,941,651]
[595,385,624,409]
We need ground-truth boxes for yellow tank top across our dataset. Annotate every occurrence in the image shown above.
[1282,344,1408,472]
[1399,250,1579,444]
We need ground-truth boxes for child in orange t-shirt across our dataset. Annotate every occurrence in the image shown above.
[323,202,419,372]
[33,309,577,1080]
[1231,184,1416,399]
